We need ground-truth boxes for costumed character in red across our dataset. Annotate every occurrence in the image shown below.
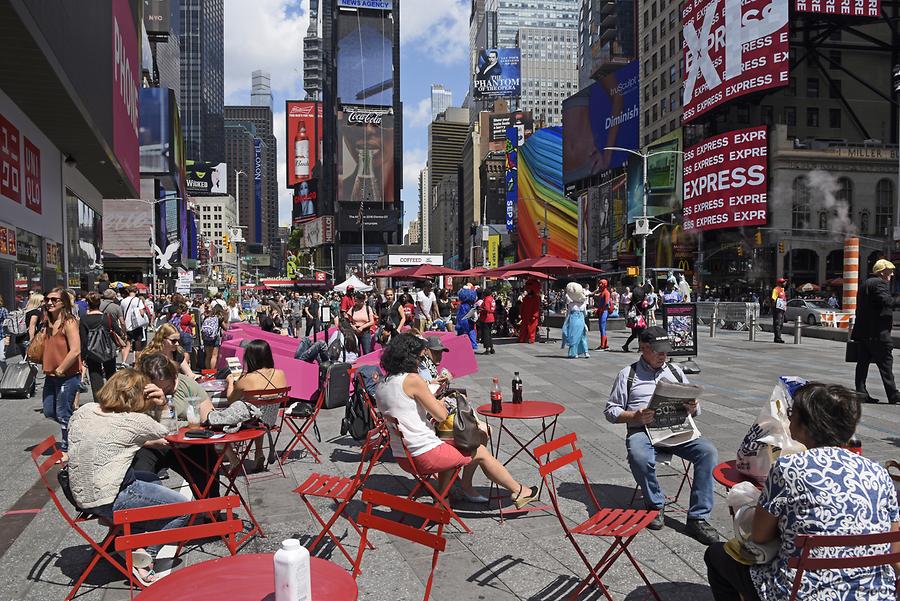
[518,279,542,344]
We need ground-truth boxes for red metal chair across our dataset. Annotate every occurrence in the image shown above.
[786,530,900,601]
[114,495,243,598]
[279,387,325,465]
[351,489,450,601]
[382,414,472,534]
[240,386,292,479]
[629,455,693,508]
[30,436,133,600]
[534,433,661,601]
[293,422,389,565]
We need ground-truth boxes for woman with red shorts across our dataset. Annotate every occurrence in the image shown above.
[375,334,538,507]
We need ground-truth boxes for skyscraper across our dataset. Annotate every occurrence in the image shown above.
[486,0,580,48]
[180,0,225,162]
[518,27,577,126]
[431,84,453,120]
[303,0,323,100]
[250,70,273,110]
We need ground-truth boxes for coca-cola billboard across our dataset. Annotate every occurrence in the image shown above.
[337,109,395,204]
[681,0,789,123]
[795,0,879,16]
[285,100,322,189]
[682,126,769,233]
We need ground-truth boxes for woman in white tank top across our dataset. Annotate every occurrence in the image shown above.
[375,334,538,508]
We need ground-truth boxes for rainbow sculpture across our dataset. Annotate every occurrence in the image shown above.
[516,127,577,260]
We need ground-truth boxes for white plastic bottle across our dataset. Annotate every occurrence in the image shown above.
[273,539,311,601]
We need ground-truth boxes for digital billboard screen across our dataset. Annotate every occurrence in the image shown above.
[795,0,879,16]
[562,60,639,185]
[292,179,318,225]
[286,101,323,188]
[336,12,394,106]
[337,109,395,204]
[683,126,768,233]
[185,161,226,195]
[473,48,521,100]
[682,0,789,123]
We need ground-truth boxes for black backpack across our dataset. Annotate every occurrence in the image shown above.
[341,365,382,441]
[84,315,117,363]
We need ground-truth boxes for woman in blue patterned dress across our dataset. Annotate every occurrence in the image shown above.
[704,382,899,600]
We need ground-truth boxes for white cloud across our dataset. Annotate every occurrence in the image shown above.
[406,97,433,128]
[400,0,469,66]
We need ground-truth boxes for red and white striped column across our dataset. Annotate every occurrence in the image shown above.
[842,237,860,322]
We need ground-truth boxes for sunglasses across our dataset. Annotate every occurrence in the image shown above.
[46,297,62,304]
[166,337,180,343]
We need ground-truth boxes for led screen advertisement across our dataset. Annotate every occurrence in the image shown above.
[795,0,879,16]
[473,48,521,100]
[185,161,226,195]
[683,126,768,233]
[292,179,317,226]
[286,101,323,188]
[336,13,394,106]
[682,0,789,123]
[562,60,639,185]
[337,109,395,204]
[627,129,683,223]
[505,127,518,232]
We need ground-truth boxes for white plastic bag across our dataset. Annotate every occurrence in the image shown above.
[727,481,762,539]
[735,377,808,480]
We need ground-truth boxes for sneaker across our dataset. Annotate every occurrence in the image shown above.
[685,519,719,545]
[583,353,591,359]
[646,505,664,530]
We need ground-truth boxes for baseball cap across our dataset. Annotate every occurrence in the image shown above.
[423,336,449,352]
[873,259,895,273]
[639,326,674,353]
[776,277,787,284]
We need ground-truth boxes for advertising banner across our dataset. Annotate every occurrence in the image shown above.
[286,101,323,188]
[185,161,226,195]
[298,216,335,249]
[23,137,41,214]
[337,109,395,204]
[487,235,500,268]
[139,88,172,174]
[627,129,684,223]
[598,183,613,262]
[143,0,171,34]
[562,60,640,185]
[488,111,533,143]
[473,48,521,100]
[111,0,140,193]
[0,113,21,205]
[0,222,15,260]
[336,13,394,105]
[387,254,443,266]
[253,138,263,242]
[337,0,392,8]
[102,199,153,258]
[682,0,789,123]
[611,174,627,261]
[578,187,603,265]
[683,126,768,233]
[661,303,698,357]
[505,126,518,232]
[336,208,400,231]
[795,0,879,16]
[292,179,318,225]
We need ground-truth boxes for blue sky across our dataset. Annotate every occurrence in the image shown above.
[224,0,470,233]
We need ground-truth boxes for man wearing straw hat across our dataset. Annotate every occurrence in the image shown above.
[852,259,900,404]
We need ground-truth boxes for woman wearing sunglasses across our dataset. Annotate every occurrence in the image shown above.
[141,323,194,377]
[41,287,82,462]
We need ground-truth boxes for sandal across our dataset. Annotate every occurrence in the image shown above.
[513,484,539,509]
[132,565,157,587]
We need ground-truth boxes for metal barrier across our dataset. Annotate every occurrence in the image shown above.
[696,302,760,332]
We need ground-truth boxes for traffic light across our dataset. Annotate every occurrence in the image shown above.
[223,231,233,254]
[754,230,763,246]
[778,241,785,254]
[626,266,639,277]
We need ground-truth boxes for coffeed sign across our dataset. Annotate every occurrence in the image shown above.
[683,126,768,232]
[682,0,789,123]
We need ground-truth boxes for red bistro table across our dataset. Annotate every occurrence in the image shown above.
[165,427,267,545]
[136,553,358,601]
[476,400,566,521]
[712,460,764,493]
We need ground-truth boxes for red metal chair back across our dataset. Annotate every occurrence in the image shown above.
[786,530,900,601]
[534,432,603,519]
[241,386,292,408]
[353,488,449,601]
[279,384,326,465]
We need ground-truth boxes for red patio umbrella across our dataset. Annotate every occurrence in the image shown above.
[371,267,407,277]
[484,255,601,278]
[496,270,557,281]
[457,266,488,278]
[393,264,464,279]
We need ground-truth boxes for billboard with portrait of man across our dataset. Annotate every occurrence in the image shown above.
[473,48,521,99]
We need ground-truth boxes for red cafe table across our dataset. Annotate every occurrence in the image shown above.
[476,400,566,521]
[165,427,267,545]
[136,554,358,601]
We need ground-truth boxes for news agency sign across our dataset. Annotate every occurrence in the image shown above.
[337,0,392,9]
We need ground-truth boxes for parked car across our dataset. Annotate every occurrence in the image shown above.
[785,298,849,325]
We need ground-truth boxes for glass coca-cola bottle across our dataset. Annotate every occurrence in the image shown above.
[351,149,381,203]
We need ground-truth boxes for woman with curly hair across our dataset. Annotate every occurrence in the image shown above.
[141,323,193,377]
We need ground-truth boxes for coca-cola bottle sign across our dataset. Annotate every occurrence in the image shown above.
[347,112,382,126]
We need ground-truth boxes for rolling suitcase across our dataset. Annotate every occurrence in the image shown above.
[318,361,352,409]
[0,362,37,398]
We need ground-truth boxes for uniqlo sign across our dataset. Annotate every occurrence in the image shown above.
[23,137,41,214]
[683,126,768,233]
[682,0,789,123]
[0,113,21,204]
[795,0,880,17]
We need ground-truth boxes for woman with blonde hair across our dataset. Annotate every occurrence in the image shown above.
[41,288,82,460]
[141,323,193,377]
[68,368,188,585]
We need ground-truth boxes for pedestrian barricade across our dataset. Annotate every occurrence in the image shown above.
[696,302,760,332]
[820,312,854,329]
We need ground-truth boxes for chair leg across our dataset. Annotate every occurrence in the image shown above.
[623,545,662,601]
[301,496,357,565]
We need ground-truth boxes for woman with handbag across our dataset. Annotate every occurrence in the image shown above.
[35,288,82,461]
[79,292,123,400]
[621,286,648,353]
[375,334,538,507]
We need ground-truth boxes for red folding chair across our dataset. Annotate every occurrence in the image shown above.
[629,455,693,508]
[534,433,661,601]
[787,530,900,601]
[293,422,389,565]
[114,495,243,598]
[240,386,292,479]
[383,414,472,534]
[351,489,450,601]
[279,387,325,465]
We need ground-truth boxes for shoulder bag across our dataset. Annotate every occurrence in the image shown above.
[26,324,47,364]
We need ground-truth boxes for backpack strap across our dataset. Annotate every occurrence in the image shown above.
[626,362,639,396]
[666,362,684,383]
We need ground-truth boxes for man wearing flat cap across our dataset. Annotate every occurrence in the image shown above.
[605,326,718,545]
[852,259,900,404]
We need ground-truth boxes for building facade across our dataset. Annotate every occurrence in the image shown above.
[193,194,237,278]
[518,27,578,127]
[418,166,430,253]
[486,0,580,48]
[428,108,469,201]
[431,84,453,120]
[250,70,273,110]
[303,0,323,100]
[638,0,682,146]
[180,0,225,162]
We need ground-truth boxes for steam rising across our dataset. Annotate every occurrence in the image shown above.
[804,169,856,237]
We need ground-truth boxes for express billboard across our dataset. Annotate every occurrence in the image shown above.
[681,0,789,123]
[682,126,768,233]
[285,101,323,188]
[336,12,394,106]
[562,60,640,185]
[473,48,521,100]
[795,0,879,16]
[185,161,226,195]
[337,109,395,204]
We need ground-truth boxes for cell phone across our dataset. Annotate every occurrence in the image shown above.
[184,429,214,439]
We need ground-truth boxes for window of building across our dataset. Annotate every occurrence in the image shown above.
[644,35,650,52]
[785,106,796,126]
[644,110,650,127]
[859,211,869,234]
[829,108,841,128]
[669,37,676,56]
[652,53,657,70]
[761,105,774,125]
[875,179,894,236]
[652,105,658,121]
[836,177,853,217]
[651,2,657,18]
[829,80,842,99]
[652,27,657,45]
[806,78,819,97]
[660,98,666,115]
[644,10,649,27]
[829,50,841,69]
[787,77,796,96]
[670,64,676,84]
[737,104,749,123]
[792,177,811,229]
[659,73,666,91]
[660,44,666,62]
[806,107,819,127]
[652,79,658,96]
[829,29,841,40]
[818,211,828,230]
[670,92,677,111]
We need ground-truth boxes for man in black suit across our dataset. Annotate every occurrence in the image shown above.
[852,259,900,404]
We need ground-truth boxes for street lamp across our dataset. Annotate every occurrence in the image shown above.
[355,203,366,279]
[233,169,247,299]
[603,146,684,286]
[134,196,179,297]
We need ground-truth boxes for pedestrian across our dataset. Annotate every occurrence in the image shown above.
[121,286,149,358]
[852,259,900,404]
[621,285,648,353]
[771,277,788,344]
[645,284,658,326]
[827,292,839,309]
[609,287,620,318]
[339,285,356,320]
[287,291,303,338]
[478,287,496,354]
[415,281,438,331]
[518,279,542,343]
[593,279,612,351]
[561,282,589,359]
[201,306,225,370]
[40,288,83,462]
[79,291,121,400]
[455,287,479,349]
[348,291,376,355]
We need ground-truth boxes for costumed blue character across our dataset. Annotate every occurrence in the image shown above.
[561,282,590,358]
[455,287,479,349]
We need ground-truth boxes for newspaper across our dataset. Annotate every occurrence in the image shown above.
[645,380,704,447]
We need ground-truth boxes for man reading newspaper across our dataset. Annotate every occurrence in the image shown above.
[605,326,719,545]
